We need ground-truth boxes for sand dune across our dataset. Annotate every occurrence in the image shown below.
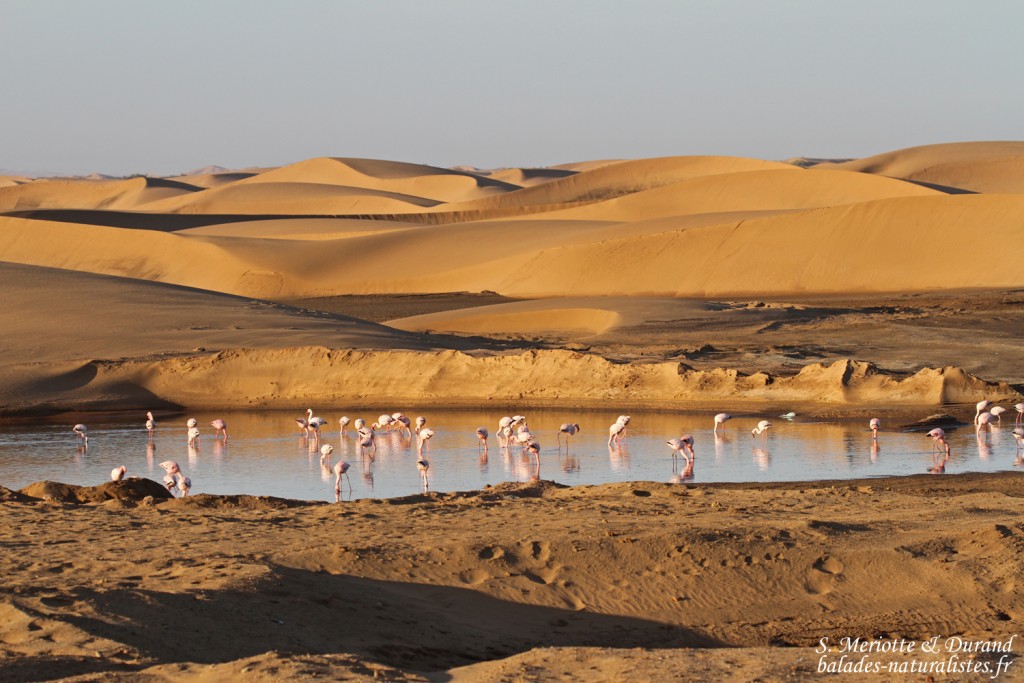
[235,156,523,202]
[137,181,443,215]
[176,217,420,240]
[486,167,578,187]
[818,141,1024,193]
[168,170,262,188]
[0,176,202,211]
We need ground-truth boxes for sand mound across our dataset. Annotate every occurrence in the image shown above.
[19,478,171,504]
[0,176,201,211]
[818,141,1024,193]
[0,485,34,503]
[236,157,521,202]
[176,217,418,240]
[486,167,578,187]
[138,181,442,214]
[169,170,261,188]
[167,493,318,510]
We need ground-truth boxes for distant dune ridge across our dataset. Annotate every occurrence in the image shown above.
[0,141,1022,414]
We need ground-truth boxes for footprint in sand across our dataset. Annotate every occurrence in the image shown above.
[804,555,844,595]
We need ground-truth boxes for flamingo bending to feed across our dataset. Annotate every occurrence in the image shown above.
[1015,403,1024,426]
[160,460,190,496]
[416,457,430,489]
[334,460,352,499]
[146,412,156,435]
[977,412,994,433]
[713,413,731,434]
[110,466,126,482]
[869,418,880,440]
[989,406,1007,424]
[558,423,581,447]
[1013,428,1024,450]
[392,414,412,437]
[927,428,950,456]
[188,427,200,447]
[72,424,88,444]
[417,428,435,456]
[752,420,771,438]
[357,427,376,458]
[210,419,228,440]
[667,435,695,464]
[339,416,351,435]
[975,400,992,425]
[319,443,334,465]
[475,427,489,448]
[373,415,395,432]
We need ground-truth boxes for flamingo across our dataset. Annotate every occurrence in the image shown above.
[354,418,366,431]
[110,465,126,482]
[779,412,796,420]
[319,443,334,466]
[513,427,534,451]
[527,441,541,463]
[188,427,200,447]
[145,412,156,436]
[417,428,435,456]
[497,417,513,447]
[415,416,427,432]
[334,460,352,499]
[416,457,430,489]
[160,460,181,475]
[392,413,412,436]
[713,413,731,434]
[476,427,489,449]
[186,418,198,429]
[296,408,314,433]
[163,472,191,497]
[357,426,376,458]
[989,406,1007,424]
[608,420,627,446]
[210,419,228,440]
[751,420,771,438]
[975,400,992,425]
[557,423,581,448]
[869,418,880,440]
[1012,428,1024,450]
[1016,403,1024,426]
[667,435,695,463]
[72,424,88,444]
[339,416,351,435]
[373,415,395,432]
[927,428,950,456]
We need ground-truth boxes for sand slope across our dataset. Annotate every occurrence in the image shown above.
[818,141,1024,193]
[0,177,202,211]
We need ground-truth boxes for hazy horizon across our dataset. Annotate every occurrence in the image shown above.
[3,0,1023,176]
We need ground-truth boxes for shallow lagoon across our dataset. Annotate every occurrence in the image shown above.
[1,409,1019,502]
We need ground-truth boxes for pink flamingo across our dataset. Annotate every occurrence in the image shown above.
[751,420,771,438]
[339,416,350,435]
[608,420,627,446]
[357,426,376,458]
[713,413,731,434]
[513,427,534,451]
[1015,403,1024,426]
[975,400,992,425]
[475,427,489,449]
[927,428,950,456]
[145,412,156,437]
[1012,428,1024,450]
[334,460,352,499]
[989,406,1007,424]
[110,465,126,482]
[210,419,228,440]
[667,435,695,464]
[416,457,430,489]
[186,418,198,429]
[72,424,88,444]
[557,423,581,448]
[319,443,334,465]
[869,418,880,440]
[188,427,200,447]
[417,428,435,457]
[296,408,313,433]
[373,415,396,432]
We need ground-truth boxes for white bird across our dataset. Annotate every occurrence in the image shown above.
[334,460,352,499]
[187,427,200,447]
[1013,428,1024,450]
[989,406,1007,424]
[779,412,796,420]
[186,418,198,429]
[145,411,156,434]
[163,472,191,497]
[319,443,334,465]
[975,399,992,425]
[869,417,880,439]
[72,424,88,444]
[751,420,772,438]
[417,428,435,456]
[296,408,314,433]
[339,416,351,435]
[514,428,534,450]
[713,413,731,434]
[667,434,695,462]
[357,426,376,458]
[497,417,513,447]
[608,420,627,446]
[416,457,430,489]
[354,418,366,430]
[373,415,396,431]
[110,465,126,482]
[927,428,949,454]
[977,411,994,433]
[475,427,489,448]
[160,460,182,476]
[415,416,427,431]
[1016,403,1024,426]
[557,423,581,447]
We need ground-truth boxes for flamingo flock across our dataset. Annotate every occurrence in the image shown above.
[60,396,1022,500]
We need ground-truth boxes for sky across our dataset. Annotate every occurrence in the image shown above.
[2,0,1023,176]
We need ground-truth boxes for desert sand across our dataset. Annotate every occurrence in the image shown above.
[2,142,1024,680]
